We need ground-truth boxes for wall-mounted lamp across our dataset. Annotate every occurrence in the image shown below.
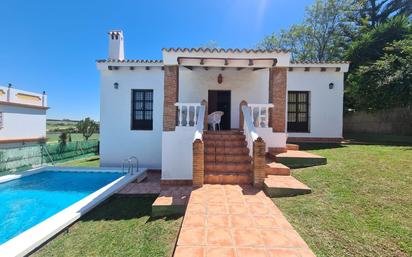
[329,83,334,89]
[218,74,223,84]
[114,82,119,89]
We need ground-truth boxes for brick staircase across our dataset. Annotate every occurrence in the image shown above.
[203,130,253,184]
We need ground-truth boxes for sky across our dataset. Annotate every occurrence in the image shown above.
[0,0,314,120]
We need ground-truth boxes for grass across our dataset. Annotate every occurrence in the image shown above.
[59,156,100,167]
[33,197,182,257]
[344,133,412,145]
[46,133,99,143]
[273,143,412,257]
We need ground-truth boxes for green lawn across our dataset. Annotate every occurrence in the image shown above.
[46,133,99,143]
[33,197,182,257]
[40,138,412,256]
[59,156,100,167]
[273,143,412,257]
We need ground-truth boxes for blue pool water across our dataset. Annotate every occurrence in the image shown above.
[0,171,124,244]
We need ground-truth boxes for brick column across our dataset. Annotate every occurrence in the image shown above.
[163,65,179,131]
[239,100,248,129]
[253,137,266,188]
[269,67,287,132]
[192,139,204,186]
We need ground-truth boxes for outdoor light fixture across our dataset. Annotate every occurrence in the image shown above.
[114,82,119,89]
[329,82,334,89]
[218,74,223,84]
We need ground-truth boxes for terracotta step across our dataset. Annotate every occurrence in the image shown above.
[268,147,288,156]
[203,134,246,141]
[204,130,242,135]
[205,146,249,155]
[287,144,299,151]
[205,154,251,163]
[266,162,291,176]
[263,175,311,197]
[204,140,247,147]
[205,162,252,173]
[204,172,252,184]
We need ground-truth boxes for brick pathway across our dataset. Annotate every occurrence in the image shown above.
[174,184,315,257]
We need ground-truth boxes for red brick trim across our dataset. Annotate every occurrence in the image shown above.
[269,67,287,132]
[160,179,193,186]
[163,65,179,131]
[0,101,49,110]
[0,137,46,144]
[287,137,343,143]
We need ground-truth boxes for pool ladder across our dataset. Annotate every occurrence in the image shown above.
[122,156,139,175]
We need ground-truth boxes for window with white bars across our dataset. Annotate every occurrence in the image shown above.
[287,91,310,132]
[131,89,153,130]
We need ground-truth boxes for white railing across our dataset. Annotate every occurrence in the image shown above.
[248,104,274,128]
[0,86,47,107]
[242,105,259,156]
[193,105,206,141]
[175,103,201,127]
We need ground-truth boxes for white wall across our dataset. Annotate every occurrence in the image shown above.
[179,68,270,129]
[0,105,46,140]
[161,127,195,180]
[99,66,164,168]
[287,69,344,138]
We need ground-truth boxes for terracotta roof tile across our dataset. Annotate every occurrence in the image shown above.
[162,47,289,54]
[290,60,350,64]
[96,59,163,64]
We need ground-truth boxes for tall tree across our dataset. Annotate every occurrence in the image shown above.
[76,118,98,141]
[347,34,412,110]
[350,0,412,27]
[258,0,352,61]
[345,15,411,69]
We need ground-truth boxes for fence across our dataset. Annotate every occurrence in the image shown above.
[344,107,412,136]
[0,139,99,176]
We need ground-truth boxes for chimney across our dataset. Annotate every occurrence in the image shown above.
[108,30,125,60]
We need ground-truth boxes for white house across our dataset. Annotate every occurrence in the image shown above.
[0,85,48,148]
[97,31,349,186]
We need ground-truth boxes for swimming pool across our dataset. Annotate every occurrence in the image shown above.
[0,171,123,244]
[0,167,145,257]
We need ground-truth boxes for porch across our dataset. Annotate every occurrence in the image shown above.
[161,49,293,186]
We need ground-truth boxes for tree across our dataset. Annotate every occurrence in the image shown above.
[345,15,411,69]
[76,118,98,141]
[58,132,68,145]
[258,0,352,61]
[347,34,412,110]
[348,0,412,28]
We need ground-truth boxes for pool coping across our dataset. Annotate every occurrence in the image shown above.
[0,166,147,257]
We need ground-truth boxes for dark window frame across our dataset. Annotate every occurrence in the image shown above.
[287,91,310,133]
[131,89,153,131]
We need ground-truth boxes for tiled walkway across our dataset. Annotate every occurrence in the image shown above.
[174,184,315,257]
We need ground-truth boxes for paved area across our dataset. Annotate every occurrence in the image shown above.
[276,150,323,159]
[174,184,315,257]
[118,170,162,195]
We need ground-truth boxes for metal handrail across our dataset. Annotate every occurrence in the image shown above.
[122,159,130,173]
[128,156,139,175]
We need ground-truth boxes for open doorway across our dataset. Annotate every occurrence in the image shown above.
[208,90,231,130]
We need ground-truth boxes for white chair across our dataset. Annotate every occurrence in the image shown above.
[208,111,224,131]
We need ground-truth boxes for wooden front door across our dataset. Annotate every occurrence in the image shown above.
[208,90,231,130]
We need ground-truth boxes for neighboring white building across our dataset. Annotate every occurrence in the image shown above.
[0,85,48,148]
[97,31,349,184]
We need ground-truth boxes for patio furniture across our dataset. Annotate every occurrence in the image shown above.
[208,111,224,131]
